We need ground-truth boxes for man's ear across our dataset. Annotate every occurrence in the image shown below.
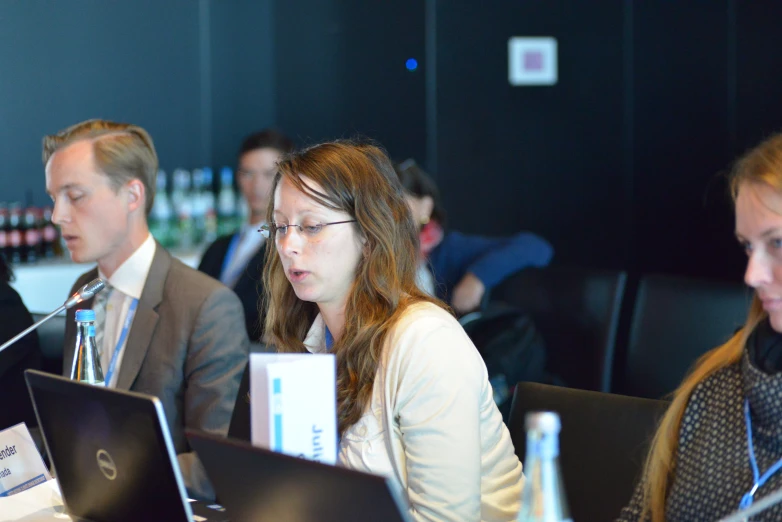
[126,179,145,213]
[421,195,434,223]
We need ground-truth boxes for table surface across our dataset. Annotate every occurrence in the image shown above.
[0,479,68,521]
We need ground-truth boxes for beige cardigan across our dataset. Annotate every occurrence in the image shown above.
[304,302,524,521]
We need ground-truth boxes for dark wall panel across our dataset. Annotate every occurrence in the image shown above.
[275,1,426,162]
[735,2,782,150]
[0,1,205,205]
[435,1,627,269]
[632,2,736,280]
[210,0,276,171]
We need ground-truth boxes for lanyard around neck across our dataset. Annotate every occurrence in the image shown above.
[219,232,243,285]
[103,298,139,387]
[324,326,334,351]
[740,398,782,509]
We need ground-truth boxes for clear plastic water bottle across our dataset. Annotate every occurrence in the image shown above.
[172,168,193,250]
[149,169,174,249]
[202,167,218,244]
[69,309,105,386]
[191,168,207,246]
[518,411,572,522]
[217,166,238,236]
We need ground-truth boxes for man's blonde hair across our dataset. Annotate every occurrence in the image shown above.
[43,119,158,215]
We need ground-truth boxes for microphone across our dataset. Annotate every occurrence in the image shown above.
[63,278,106,309]
[0,278,106,355]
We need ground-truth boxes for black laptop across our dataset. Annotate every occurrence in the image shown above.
[187,429,412,522]
[24,369,226,522]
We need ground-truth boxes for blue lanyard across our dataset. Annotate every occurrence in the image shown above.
[219,232,243,286]
[104,298,139,387]
[740,398,782,509]
[324,326,334,351]
[324,325,339,449]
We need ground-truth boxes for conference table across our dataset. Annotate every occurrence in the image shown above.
[1,479,71,521]
[0,479,212,522]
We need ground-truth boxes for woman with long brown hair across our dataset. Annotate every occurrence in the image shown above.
[262,140,523,521]
[618,134,782,521]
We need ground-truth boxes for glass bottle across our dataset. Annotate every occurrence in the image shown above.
[70,309,105,386]
[518,411,572,522]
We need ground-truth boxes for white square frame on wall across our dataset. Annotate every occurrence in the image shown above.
[508,37,558,86]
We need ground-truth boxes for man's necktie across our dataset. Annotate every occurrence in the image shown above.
[91,283,112,361]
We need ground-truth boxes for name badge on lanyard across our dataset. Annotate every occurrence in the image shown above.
[739,398,782,509]
[104,298,139,386]
[220,233,243,286]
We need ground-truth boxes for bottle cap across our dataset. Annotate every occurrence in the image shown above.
[525,411,561,433]
[220,166,233,183]
[75,309,96,322]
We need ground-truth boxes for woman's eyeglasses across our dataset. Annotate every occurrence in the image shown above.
[259,220,357,239]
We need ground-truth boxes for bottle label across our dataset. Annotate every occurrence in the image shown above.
[43,225,57,242]
[8,230,21,248]
[529,432,560,460]
[24,229,40,246]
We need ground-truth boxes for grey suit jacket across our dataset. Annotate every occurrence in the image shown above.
[62,245,249,500]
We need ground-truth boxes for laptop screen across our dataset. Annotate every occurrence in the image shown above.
[25,370,192,522]
[188,430,411,522]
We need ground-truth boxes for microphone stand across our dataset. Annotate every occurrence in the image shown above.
[0,278,106,356]
[0,305,68,355]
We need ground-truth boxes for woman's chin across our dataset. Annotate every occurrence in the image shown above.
[291,286,318,304]
[769,312,782,334]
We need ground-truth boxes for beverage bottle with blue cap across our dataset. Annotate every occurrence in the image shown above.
[517,411,572,522]
[69,309,105,386]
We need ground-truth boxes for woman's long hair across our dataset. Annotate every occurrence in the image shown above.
[639,133,782,521]
[262,141,445,435]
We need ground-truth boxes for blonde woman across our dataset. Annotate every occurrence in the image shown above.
[618,134,782,521]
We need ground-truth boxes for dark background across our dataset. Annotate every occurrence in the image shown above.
[3,0,782,282]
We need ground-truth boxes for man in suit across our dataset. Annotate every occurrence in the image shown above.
[199,129,294,342]
[44,119,249,500]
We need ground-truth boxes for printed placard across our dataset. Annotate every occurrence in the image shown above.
[250,353,337,464]
[0,423,52,497]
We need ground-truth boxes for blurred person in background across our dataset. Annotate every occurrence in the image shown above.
[394,159,554,314]
[0,254,41,432]
[199,129,294,342]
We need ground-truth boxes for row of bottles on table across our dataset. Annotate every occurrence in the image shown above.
[149,166,248,251]
[1,167,246,264]
[0,203,61,264]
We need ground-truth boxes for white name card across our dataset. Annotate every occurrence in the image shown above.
[0,423,52,497]
[250,353,337,464]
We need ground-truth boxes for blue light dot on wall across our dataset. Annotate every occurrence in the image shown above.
[405,58,418,71]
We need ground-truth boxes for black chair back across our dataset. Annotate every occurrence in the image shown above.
[228,342,274,441]
[509,382,668,522]
[615,274,749,399]
[32,312,66,375]
[488,266,627,391]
